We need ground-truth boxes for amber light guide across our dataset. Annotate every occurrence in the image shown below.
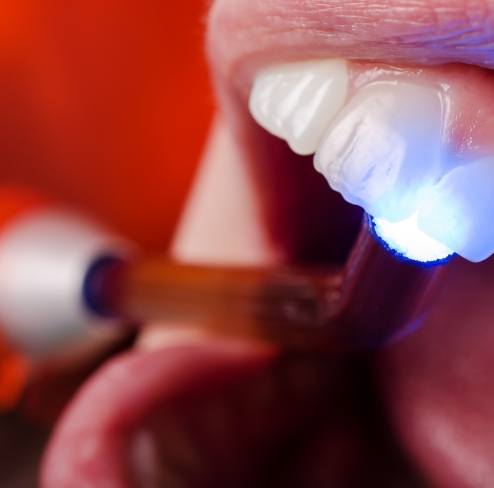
[86,220,446,350]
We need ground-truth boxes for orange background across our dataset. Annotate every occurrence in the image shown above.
[0,0,213,250]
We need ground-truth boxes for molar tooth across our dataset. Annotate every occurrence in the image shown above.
[314,82,444,221]
[417,158,494,262]
[249,59,348,155]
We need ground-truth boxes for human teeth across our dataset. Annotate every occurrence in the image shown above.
[417,158,494,262]
[314,82,444,222]
[249,59,348,155]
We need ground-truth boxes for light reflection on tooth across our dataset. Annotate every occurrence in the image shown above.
[417,158,494,262]
[372,212,454,263]
[249,59,348,155]
[315,81,444,222]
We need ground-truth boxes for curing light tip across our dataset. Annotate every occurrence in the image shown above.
[370,212,454,265]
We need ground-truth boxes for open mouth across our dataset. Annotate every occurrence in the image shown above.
[42,1,494,486]
[249,59,494,262]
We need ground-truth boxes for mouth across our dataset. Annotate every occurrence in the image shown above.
[43,1,494,486]
[209,0,494,264]
[249,59,494,262]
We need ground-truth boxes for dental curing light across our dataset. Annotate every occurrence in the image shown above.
[0,187,449,358]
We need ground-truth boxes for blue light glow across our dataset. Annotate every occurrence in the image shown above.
[370,212,454,264]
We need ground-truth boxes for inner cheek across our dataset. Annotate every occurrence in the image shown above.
[236,104,363,265]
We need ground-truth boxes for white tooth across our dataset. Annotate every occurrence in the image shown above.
[249,59,348,155]
[314,81,444,221]
[417,157,494,262]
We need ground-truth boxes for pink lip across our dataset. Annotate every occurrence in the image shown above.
[208,0,494,89]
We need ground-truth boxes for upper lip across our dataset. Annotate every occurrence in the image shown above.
[208,0,494,92]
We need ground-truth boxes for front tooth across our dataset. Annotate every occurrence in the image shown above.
[249,59,348,155]
[417,158,494,262]
[314,81,444,222]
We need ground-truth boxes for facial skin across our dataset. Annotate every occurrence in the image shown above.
[43,1,494,486]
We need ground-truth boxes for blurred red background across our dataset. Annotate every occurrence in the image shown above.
[0,6,213,482]
[0,0,213,250]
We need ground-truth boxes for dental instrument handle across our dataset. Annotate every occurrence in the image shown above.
[84,257,344,350]
[0,188,449,412]
[0,185,446,357]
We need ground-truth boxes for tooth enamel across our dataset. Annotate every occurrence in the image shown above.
[314,81,444,222]
[417,158,494,262]
[249,59,348,155]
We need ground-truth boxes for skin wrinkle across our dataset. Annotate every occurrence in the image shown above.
[296,2,487,37]
[280,1,485,29]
